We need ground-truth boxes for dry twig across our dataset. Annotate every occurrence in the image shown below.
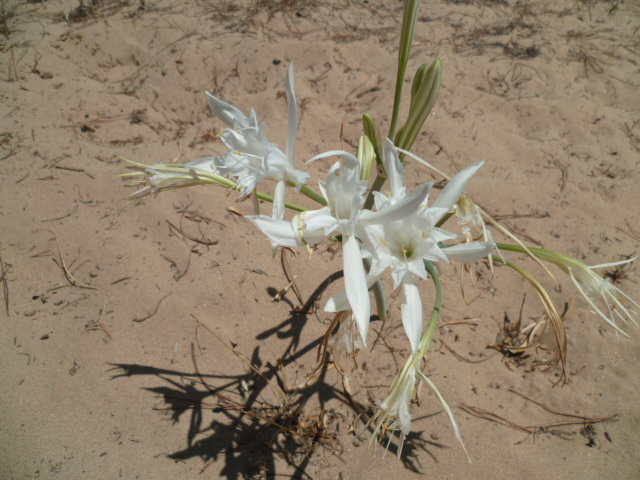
[46,230,112,340]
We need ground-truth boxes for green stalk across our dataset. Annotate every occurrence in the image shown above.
[418,260,442,358]
[299,184,327,206]
[496,243,573,269]
[388,0,421,141]
[380,261,442,430]
[435,211,455,229]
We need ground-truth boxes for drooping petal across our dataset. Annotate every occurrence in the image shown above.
[401,274,423,353]
[432,160,485,213]
[382,139,405,197]
[247,215,301,247]
[285,62,298,168]
[342,234,370,345]
[444,241,495,263]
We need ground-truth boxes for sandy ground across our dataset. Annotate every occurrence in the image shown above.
[1,0,639,479]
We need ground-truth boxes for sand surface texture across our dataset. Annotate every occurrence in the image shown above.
[1,0,639,479]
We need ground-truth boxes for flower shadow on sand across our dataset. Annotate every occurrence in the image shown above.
[110,273,446,479]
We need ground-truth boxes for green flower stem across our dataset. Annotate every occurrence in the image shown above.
[435,211,455,229]
[495,243,575,272]
[370,260,443,447]
[388,0,421,141]
[389,261,442,384]
[382,261,442,412]
[418,260,442,359]
[299,184,327,207]
[254,192,304,212]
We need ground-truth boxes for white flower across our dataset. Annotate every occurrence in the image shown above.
[205,62,309,220]
[328,140,495,352]
[248,151,431,345]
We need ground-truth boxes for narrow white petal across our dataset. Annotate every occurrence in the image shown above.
[402,274,423,353]
[432,160,485,213]
[205,92,248,128]
[342,234,370,345]
[444,241,495,263]
[272,180,286,221]
[285,62,298,167]
[307,150,359,169]
[382,139,404,196]
[325,274,380,312]
[360,183,430,226]
[246,215,300,247]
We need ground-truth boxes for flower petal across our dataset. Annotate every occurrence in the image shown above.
[444,241,495,263]
[247,215,300,247]
[360,183,431,226]
[401,274,423,353]
[325,274,380,312]
[205,92,250,129]
[307,150,359,169]
[382,139,405,196]
[302,208,338,237]
[432,160,485,213]
[285,62,298,167]
[342,234,370,345]
[272,180,286,221]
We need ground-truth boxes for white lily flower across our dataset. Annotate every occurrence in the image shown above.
[248,153,431,345]
[205,62,309,219]
[331,140,494,352]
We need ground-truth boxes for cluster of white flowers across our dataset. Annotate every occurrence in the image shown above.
[241,68,494,355]
[125,63,495,355]
[119,53,638,456]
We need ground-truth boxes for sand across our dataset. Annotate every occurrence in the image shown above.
[1,0,639,478]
